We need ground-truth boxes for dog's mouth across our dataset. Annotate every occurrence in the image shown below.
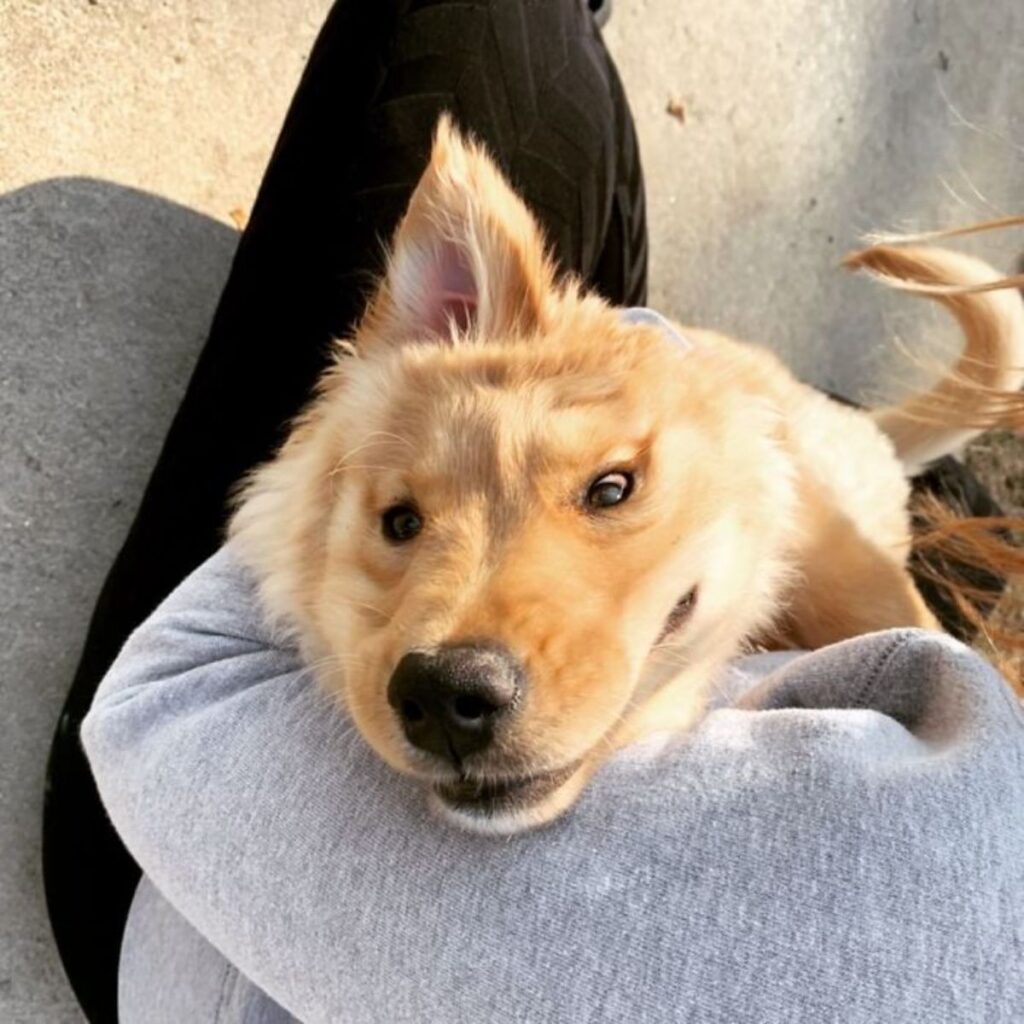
[417,587,698,828]
[656,586,698,643]
[434,761,581,817]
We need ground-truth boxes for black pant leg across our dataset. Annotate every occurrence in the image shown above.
[43,2,647,1020]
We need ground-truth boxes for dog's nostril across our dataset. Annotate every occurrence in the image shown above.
[387,643,526,762]
[401,699,425,723]
[452,694,493,721]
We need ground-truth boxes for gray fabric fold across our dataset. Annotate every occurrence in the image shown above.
[83,545,1024,1023]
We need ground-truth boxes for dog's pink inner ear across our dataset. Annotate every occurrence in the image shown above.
[421,239,478,335]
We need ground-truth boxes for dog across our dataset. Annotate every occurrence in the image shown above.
[230,116,1024,834]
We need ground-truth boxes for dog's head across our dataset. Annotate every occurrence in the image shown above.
[231,117,797,832]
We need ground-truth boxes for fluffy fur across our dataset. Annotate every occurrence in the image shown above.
[230,117,1024,834]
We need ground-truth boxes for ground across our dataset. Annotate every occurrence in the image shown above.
[1,1,1021,1019]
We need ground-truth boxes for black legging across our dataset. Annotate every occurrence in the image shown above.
[42,1,647,1020]
[42,2,1002,1020]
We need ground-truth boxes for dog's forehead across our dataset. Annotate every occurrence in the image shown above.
[385,378,609,470]
[385,351,658,457]
[349,309,696,481]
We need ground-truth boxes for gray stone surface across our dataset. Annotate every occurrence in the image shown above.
[1,1,1022,1020]
[603,0,1024,400]
[1,6,332,1019]
[0,180,238,1022]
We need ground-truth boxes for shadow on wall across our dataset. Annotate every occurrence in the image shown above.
[0,177,237,1020]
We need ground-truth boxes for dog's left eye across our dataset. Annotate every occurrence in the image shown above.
[586,471,634,509]
[382,504,423,542]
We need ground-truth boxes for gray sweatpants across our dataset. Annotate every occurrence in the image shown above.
[83,546,1024,1023]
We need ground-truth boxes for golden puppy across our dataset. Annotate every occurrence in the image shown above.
[231,117,1024,834]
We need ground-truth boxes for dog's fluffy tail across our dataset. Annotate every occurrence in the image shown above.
[843,241,1024,476]
[846,226,1024,694]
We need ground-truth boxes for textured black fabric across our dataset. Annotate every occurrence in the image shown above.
[42,2,647,1020]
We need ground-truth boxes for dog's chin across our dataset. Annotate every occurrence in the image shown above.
[428,761,585,836]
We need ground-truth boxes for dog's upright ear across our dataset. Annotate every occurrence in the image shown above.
[359,114,556,348]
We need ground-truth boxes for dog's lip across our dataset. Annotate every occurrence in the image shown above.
[434,761,580,814]
[655,585,698,643]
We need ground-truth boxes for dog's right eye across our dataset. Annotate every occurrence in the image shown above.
[585,471,634,510]
[382,504,423,543]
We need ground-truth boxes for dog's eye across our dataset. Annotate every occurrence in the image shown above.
[586,471,634,509]
[382,504,423,543]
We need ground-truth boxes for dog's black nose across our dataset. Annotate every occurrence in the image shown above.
[387,644,523,763]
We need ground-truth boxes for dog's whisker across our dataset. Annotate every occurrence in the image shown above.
[336,599,415,640]
[288,662,338,688]
[361,430,416,450]
[289,652,373,694]
[339,434,413,460]
[330,463,402,474]
[330,434,414,478]
[337,597,390,617]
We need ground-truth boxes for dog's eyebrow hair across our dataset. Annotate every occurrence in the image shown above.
[552,389,622,409]
[549,382,626,410]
